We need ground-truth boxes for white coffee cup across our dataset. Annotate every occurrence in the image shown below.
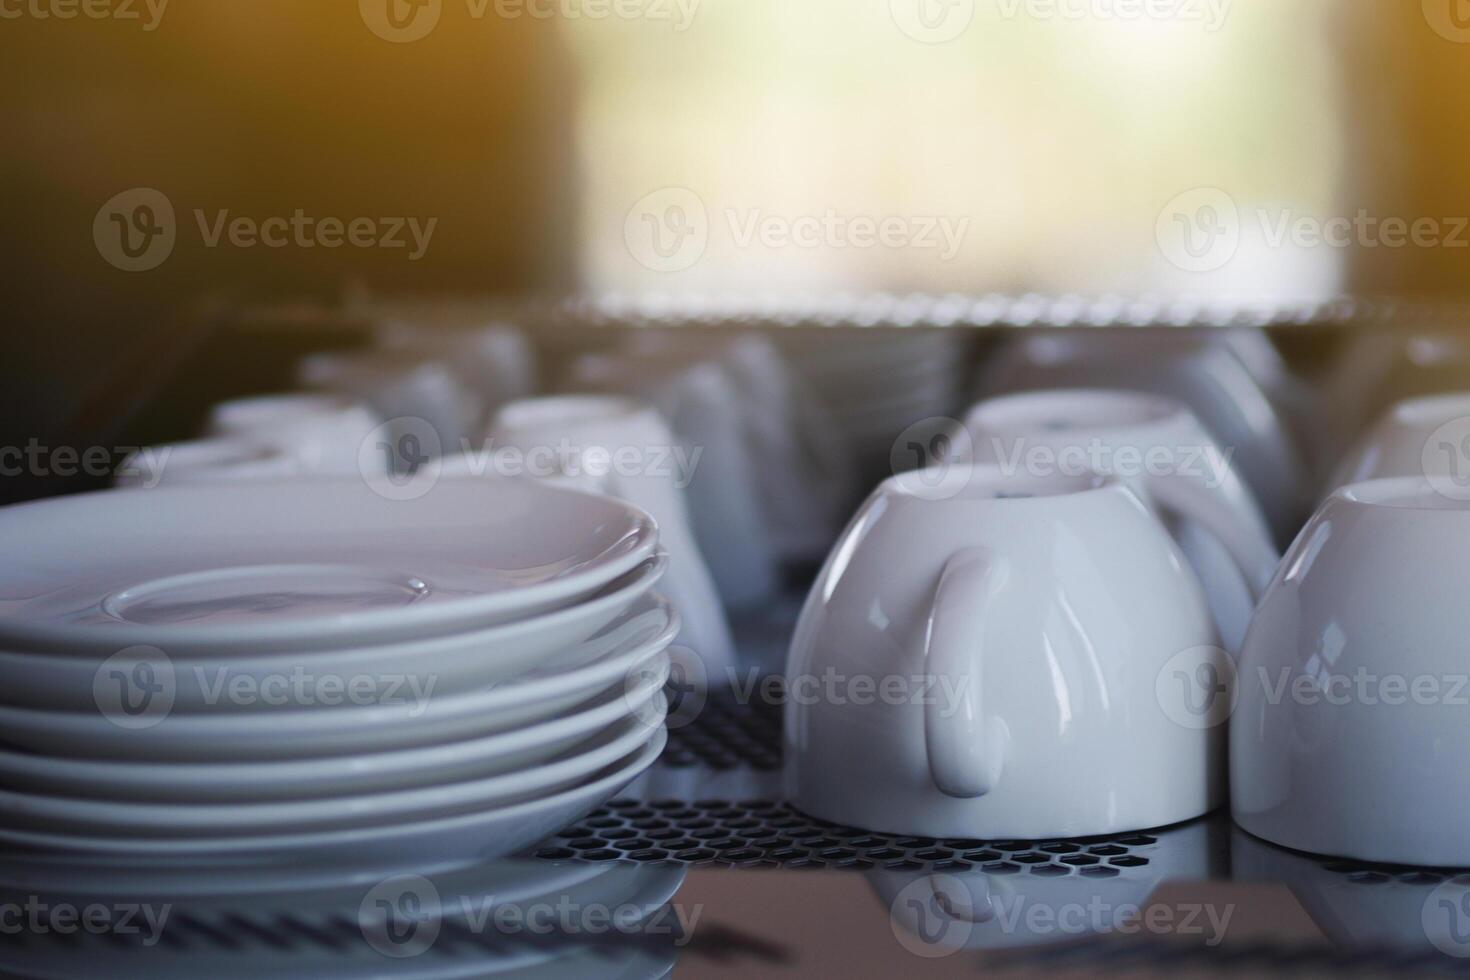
[207,394,381,474]
[487,395,736,680]
[298,352,480,462]
[786,467,1227,840]
[964,390,1279,651]
[566,352,779,611]
[376,322,538,428]
[978,331,1310,544]
[1324,392,1470,499]
[624,332,859,562]
[1232,476,1470,867]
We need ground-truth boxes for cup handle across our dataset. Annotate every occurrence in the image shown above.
[1140,473,1279,602]
[923,548,1009,799]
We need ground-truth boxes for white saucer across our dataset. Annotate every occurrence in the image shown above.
[0,476,659,653]
[0,726,668,862]
[0,600,679,760]
[0,655,669,802]
[0,555,668,711]
[0,667,667,835]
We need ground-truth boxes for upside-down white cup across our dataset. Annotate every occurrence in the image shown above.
[207,394,381,474]
[1324,392,1470,499]
[964,390,1279,651]
[786,467,1225,840]
[488,395,736,681]
[977,331,1311,544]
[567,352,780,611]
[1233,477,1470,867]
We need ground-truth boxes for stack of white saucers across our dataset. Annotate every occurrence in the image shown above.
[0,476,675,865]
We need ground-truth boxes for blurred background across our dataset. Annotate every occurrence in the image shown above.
[4,0,1469,494]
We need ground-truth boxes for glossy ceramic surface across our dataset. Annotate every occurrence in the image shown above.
[1325,392,1470,497]
[0,661,667,833]
[0,557,668,711]
[0,476,659,653]
[786,467,1222,839]
[489,395,736,679]
[0,727,668,862]
[1232,476,1470,867]
[979,331,1310,544]
[0,603,679,760]
[206,394,381,474]
[0,658,669,803]
[964,389,1278,651]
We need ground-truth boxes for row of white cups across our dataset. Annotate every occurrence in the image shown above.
[76,317,1470,871]
[788,377,1470,870]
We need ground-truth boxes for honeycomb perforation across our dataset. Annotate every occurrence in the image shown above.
[536,799,1158,873]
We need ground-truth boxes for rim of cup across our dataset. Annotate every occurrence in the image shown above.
[965,389,1183,436]
[883,464,1115,503]
[211,394,366,433]
[1336,475,1470,512]
[495,395,646,431]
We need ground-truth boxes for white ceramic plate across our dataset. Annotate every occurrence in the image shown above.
[0,476,659,654]
[0,664,668,835]
[0,655,669,803]
[0,602,679,764]
[0,726,667,863]
[0,598,679,760]
[0,554,668,711]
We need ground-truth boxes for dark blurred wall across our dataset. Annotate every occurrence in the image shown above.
[1339,3,1470,298]
[0,1,578,451]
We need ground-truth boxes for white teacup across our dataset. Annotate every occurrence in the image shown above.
[1233,477,1470,867]
[1324,392,1470,499]
[376,322,538,427]
[487,395,736,679]
[786,467,1225,840]
[298,352,480,462]
[964,390,1279,651]
[567,352,779,611]
[207,394,380,474]
[978,331,1311,544]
